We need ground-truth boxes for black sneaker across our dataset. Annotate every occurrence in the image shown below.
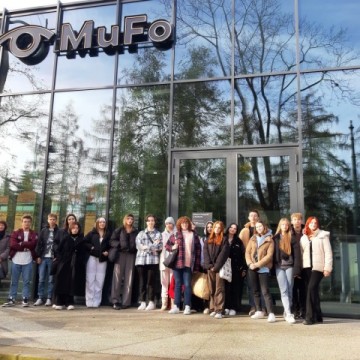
[113,303,121,310]
[22,298,29,307]
[2,298,15,307]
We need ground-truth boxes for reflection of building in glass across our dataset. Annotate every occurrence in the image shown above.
[0,0,360,317]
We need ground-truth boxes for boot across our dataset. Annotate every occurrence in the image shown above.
[161,297,168,311]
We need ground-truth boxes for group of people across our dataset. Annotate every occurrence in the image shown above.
[0,210,333,325]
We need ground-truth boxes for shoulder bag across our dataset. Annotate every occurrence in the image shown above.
[219,257,232,282]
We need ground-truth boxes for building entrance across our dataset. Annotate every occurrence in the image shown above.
[169,147,301,229]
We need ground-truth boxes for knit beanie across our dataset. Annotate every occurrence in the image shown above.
[164,217,175,225]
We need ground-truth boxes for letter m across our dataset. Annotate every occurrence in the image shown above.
[60,21,94,52]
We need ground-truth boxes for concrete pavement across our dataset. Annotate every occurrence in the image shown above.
[0,305,359,360]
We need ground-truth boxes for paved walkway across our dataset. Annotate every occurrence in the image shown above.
[0,305,359,360]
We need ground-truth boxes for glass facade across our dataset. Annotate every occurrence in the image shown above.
[1,0,360,316]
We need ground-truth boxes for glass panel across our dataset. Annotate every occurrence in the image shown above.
[0,94,50,231]
[117,0,172,85]
[301,71,360,311]
[172,80,231,148]
[175,0,232,80]
[55,5,116,89]
[238,155,290,229]
[2,12,57,93]
[299,0,360,70]
[234,0,296,75]
[44,89,112,233]
[178,158,226,223]
[110,85,170,228]
[234,75,298,145]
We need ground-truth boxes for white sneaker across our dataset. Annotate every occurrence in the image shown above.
[183,305,191,315]
[138,302,146,310]
[34,298,44,306]
[229,309,236,316]
[54,305,64,310]
[214,313,223,319]
[145,301,155,311]
[267,313,276,323]
[168,306,180,314]
[52,304,57,309]
[224,308,230,315]
[67,305,75,310]
[203,308,210,315]
[251,311,265,319]
[210,311,216,317]
[285,314,296,324]
[45,299,52,306]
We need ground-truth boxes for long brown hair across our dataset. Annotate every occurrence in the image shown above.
[208,221,225,246]
[275,218,291,255]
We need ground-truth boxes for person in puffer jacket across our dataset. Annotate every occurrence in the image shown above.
[246,220,276,323]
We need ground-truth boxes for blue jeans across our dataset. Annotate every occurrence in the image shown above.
[38,257,54,299]
[173,267,192,308]
[10,262,33,300]
[275,267,294,315]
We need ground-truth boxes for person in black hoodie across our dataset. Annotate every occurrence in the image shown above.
[34,213,59,306]
[84,217,111,308]
[203,221,230,319]
[224,223,247,316]
[53,221,84,310]
[110,214,139,310]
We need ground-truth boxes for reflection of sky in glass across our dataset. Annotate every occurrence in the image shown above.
[234,0,296,75]
[53,89,112,153]
[234,75,298,144]
[55,5,116,89]
[3,12,57,93]
[299,0,360,69]
[1,94,50,188]
[117,0,172,85]
[175,0,232,79]
[8,11,57,29]
[300,71,360,173]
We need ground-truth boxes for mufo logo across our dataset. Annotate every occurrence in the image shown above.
[0,26,55,65]
[0,14,173,65]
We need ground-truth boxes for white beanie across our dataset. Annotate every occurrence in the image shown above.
[165,216,175,225]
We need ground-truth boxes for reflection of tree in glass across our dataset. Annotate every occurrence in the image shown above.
[174,46,230,147]
[46,102,88,221]
[82,103,113,217]
[112,49,170,223]
[173,0,359,226]
[179,159,226,222]
[0,94,48,229]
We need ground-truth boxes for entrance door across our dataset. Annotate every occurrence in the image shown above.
[169,147,301,228]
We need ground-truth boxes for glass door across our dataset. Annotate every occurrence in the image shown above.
[170,147,300,230]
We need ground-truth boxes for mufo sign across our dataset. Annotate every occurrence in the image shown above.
[0,14,173,65]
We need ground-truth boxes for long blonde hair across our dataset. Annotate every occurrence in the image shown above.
[275,218,291,255]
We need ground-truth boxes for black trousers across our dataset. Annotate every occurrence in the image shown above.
[225,268,245,311]
[137,264,157,302]
[247,269,273,314]
[292,275,306,315]
[302,268,324,322]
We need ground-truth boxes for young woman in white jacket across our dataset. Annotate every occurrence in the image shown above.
[300,217,332,325]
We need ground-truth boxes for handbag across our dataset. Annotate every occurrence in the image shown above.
[219,257,232,282]
[191,272,210,300]
[163,248,178,269]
